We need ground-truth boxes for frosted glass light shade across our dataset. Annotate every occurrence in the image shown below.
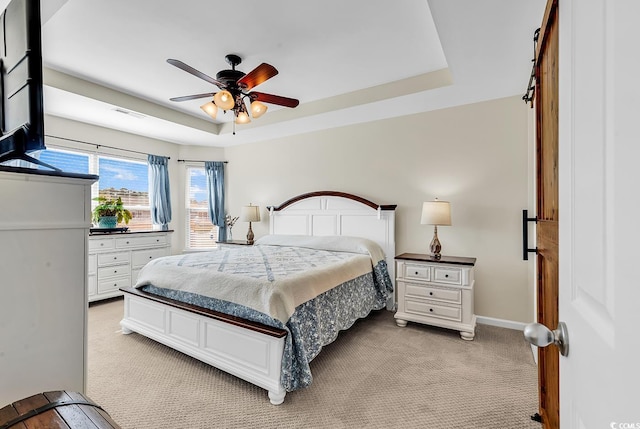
[420,200,452,226]
[214,90,235,110]
[250,100,268,118]
[235,111,251,124]
[240,205,260,222]
[200,101,218,119]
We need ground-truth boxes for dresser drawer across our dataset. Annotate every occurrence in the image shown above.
[432,267,463,285]
[89,238,114,251]
[403,264,430,281]
[405,299,462,322]
[98,277,131,294]
[116,234,168,249]
[405,283,461,304]
[97,252,129,266]
[131,248,168,268]
[97,264,130,279]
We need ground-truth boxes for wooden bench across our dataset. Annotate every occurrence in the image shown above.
[0,391,120,429]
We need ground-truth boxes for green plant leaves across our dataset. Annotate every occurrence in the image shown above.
[92,196,133,225]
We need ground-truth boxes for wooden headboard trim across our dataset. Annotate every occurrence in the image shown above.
[267,191,397,212]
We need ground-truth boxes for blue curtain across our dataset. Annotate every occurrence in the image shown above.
[205,161,226,241]
[148,155,172,230]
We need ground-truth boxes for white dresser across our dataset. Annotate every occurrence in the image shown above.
[88,231,172,302]
[0,167,97,406]
[394,253,477,340]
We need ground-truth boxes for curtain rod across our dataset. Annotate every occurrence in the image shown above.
[177,159,228,164]
[44,134,170,159]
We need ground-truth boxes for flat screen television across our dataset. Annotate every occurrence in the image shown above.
[0,0,57,170]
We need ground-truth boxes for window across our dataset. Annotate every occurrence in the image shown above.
[36,147,152,231]
[186,166,218,249]
[38,149,90,174]
[98,156,151,231]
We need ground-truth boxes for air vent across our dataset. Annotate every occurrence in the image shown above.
[113,108,146,119]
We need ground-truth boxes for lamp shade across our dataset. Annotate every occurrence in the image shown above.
[200,101,218,119]
[214,90,235,110]
[250,100,268,118]
[240,205,260,222]
[235,111,251,124]
[420,200,451,226]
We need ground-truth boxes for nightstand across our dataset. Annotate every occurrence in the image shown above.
[216,239,253,249]
[394,253,477,340]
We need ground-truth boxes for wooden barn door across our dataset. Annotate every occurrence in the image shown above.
[530,1,640,427]
[535,0,559,427]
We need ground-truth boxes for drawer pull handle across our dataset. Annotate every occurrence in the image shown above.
[429,292,433,296]
[415,271,419,275]
[429,308,434,312]
[113,257,117,260]
[100,243,104,246]
[114,270,117,273]
[445,274,449,278]
[126,241,130,244]
[149,256,153,259]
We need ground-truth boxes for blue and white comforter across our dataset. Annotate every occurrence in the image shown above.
[135,234,393,391]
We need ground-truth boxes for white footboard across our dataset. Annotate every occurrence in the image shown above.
[119,289,287,405]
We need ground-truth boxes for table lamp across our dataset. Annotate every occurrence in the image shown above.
[240,204,260,244]
[420,199,451,259]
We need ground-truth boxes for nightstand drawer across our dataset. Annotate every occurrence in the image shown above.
[405,283,461,304]
[405,299,462,322]
[433,267,462,285]
[403,264,430,281]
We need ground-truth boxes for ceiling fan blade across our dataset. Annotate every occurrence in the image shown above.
[251,91,299,108]
[169,92,216,102]
[237,63,278,90]
[167,59,225,88]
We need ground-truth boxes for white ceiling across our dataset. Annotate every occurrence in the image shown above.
[3,0,546,147]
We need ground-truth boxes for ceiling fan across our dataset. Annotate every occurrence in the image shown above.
[167,54,299,128]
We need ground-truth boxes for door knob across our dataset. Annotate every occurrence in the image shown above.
[524,322,569,357]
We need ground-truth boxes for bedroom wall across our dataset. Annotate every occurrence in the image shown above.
[223,95,532,323]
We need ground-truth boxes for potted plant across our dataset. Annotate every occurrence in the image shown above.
[92,196,133,228]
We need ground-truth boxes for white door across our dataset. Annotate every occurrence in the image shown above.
[558,0,640,426]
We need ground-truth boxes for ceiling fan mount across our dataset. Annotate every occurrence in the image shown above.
[167,53,299,129]
[216,54,245,86]
[224,54,242,68]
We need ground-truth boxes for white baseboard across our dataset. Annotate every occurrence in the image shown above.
[476,315,527,331]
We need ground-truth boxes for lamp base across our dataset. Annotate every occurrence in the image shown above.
[430,225,442,259]
[246,222,255,245]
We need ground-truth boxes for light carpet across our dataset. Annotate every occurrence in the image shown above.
[87,298,539,429]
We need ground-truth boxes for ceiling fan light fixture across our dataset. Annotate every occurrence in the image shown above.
[214,90,235,110]
[200,101,218,119]
[235,111,251,124]
[250,100,268,118]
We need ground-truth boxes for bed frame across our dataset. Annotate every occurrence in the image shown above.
[119,191,396,404]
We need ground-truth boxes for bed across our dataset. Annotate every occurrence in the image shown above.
[119,191,396,404]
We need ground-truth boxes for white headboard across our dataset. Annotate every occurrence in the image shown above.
[268,191,396,308]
